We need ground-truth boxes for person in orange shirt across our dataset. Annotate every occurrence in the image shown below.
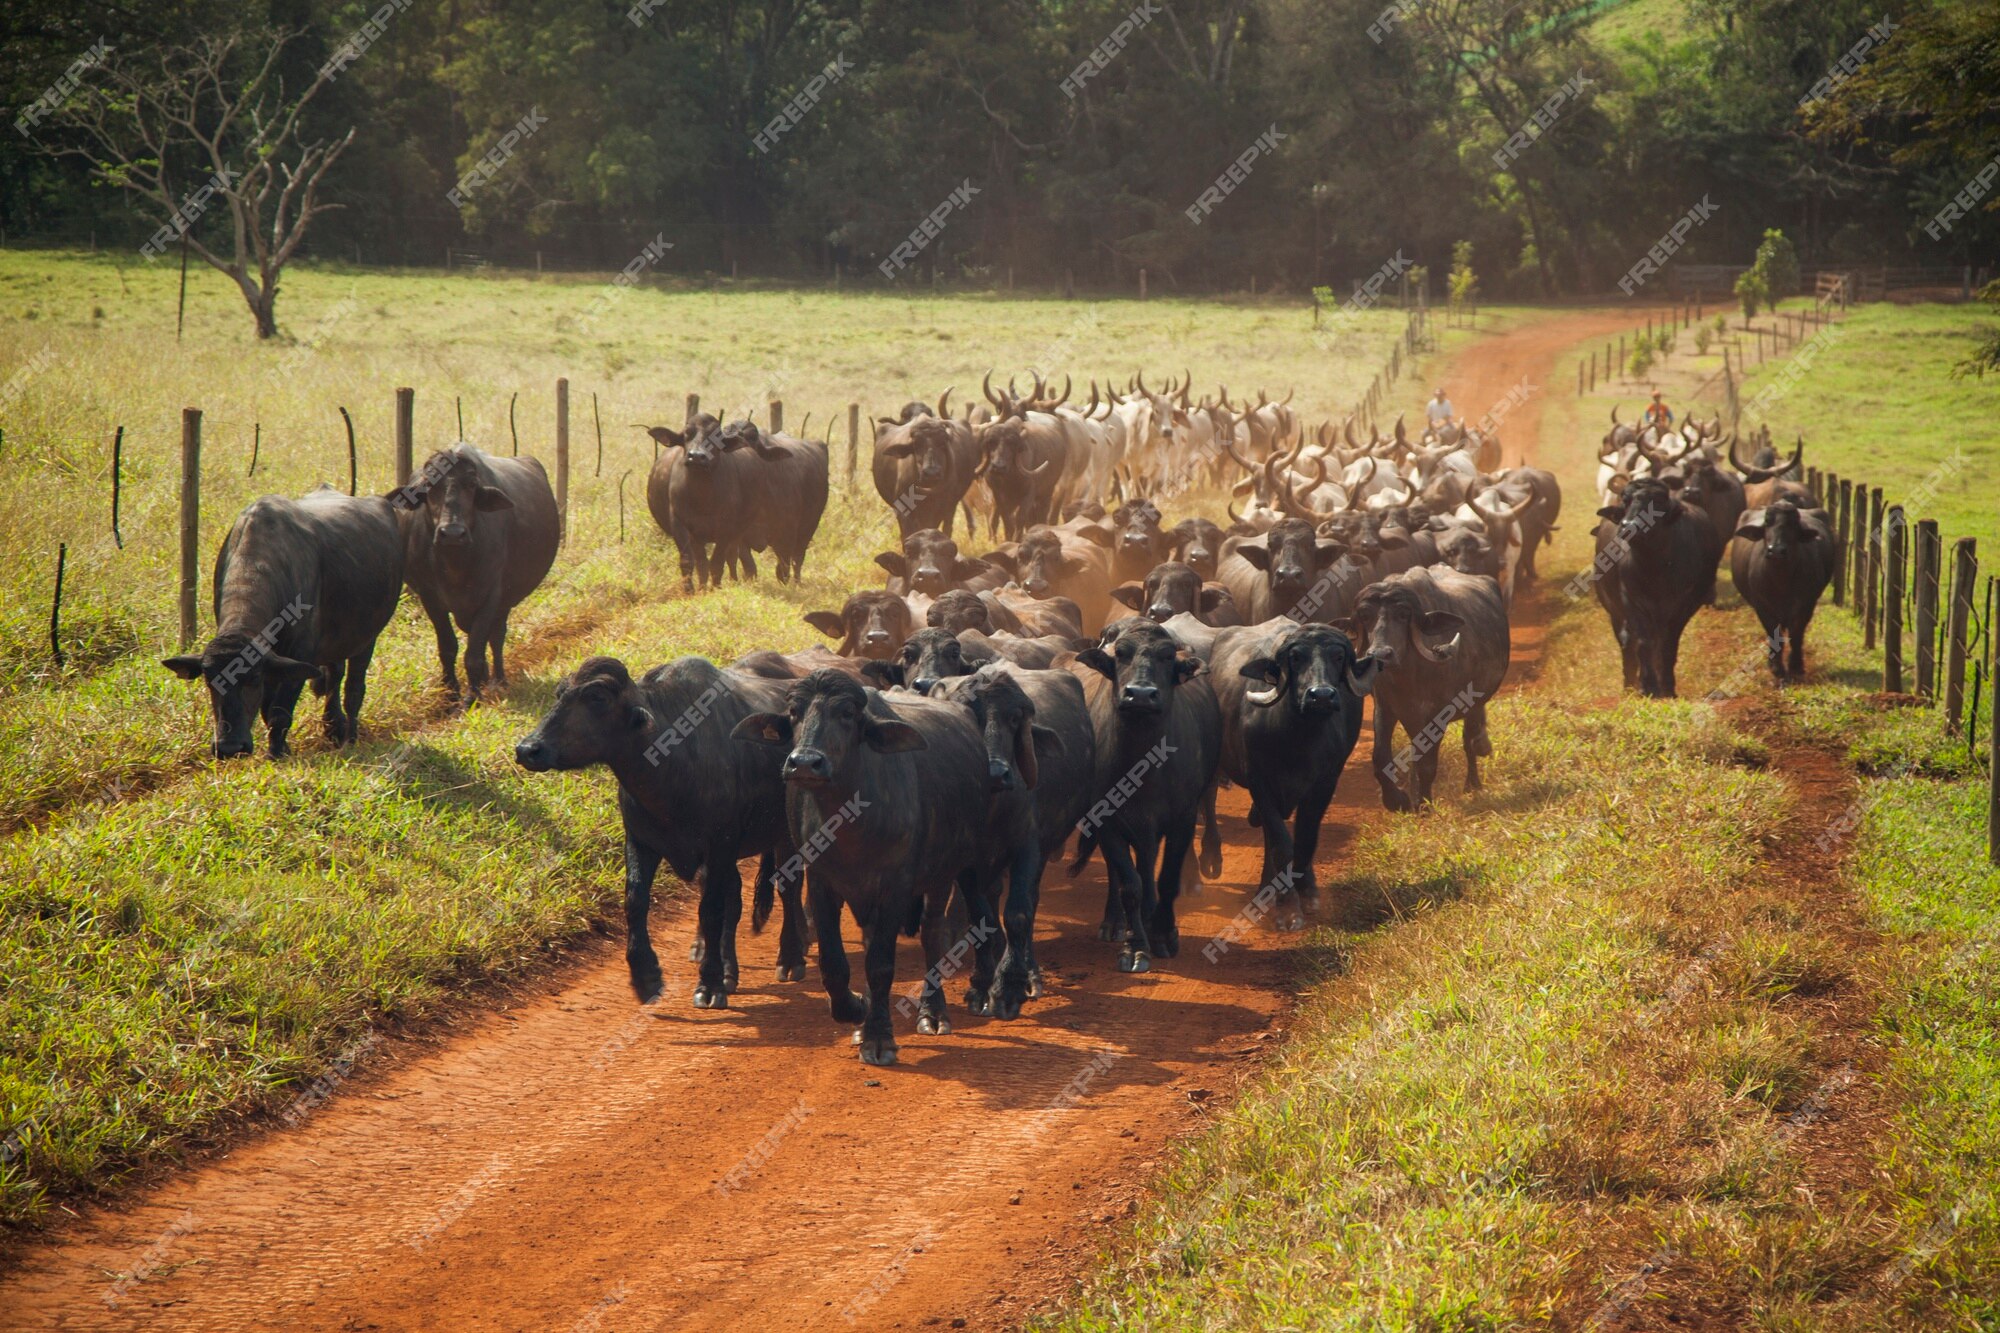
[1643,390,1673,433]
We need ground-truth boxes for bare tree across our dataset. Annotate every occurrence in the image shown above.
[37,29,355,339]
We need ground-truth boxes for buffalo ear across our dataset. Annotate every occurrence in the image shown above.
[875,552,908,579]
[1074,525,1112,548]
[645,425,687,448]
[950,556,989,583]
[1376,529,1408,549]
[858,660,903,689]
[474,485,514,512]
[1595,505,1624,521]
[163,654,205,680]
[1030,724,1064,759]
[731,712,794,747]
[265,655,322,686]
[1238,655,1280,684]
[1736,522,1766,542]
[980,548,1019,575]
[803,611,847,639]
[628,705,655,733]
[1236,544,1272,572]
[1328,616,1362,641]
[879,441,916,459]
[862,716,927,753]
[1198,585,1231,614]
[1110,582,1146,610]
[1075,646,1117,680]
[1174,654,1204,682]
[1313,539,1347,567]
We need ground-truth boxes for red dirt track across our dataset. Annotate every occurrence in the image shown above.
[0,308,1660,1332]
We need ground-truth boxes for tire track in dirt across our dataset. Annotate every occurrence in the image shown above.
[0,309,1650,1333]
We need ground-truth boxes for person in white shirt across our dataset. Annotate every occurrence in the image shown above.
[1426,388,1455,426]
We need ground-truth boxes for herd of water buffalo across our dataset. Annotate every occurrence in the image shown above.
[160,373,1832,1064]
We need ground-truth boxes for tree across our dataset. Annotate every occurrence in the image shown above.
[1448,240,1478,325]
[1754,228,1799,303]
[1735,268,1767,324]
[35,29,354,338]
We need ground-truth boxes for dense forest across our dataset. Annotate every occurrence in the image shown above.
[2,0,1995,296]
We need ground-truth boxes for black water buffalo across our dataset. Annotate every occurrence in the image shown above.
[1211,618,1382,927]
[872,394,981,538]
[732,670,991,1065]
[1730,501,1837,679]
[876,527,1008,597]
[805,589,920,661]
[1109,499,1171,584]
[163,486,403,758]
[514,656,810,1006]
[985,525,1114,633]
[396,443,559,700]
[1071,621,1223,971]
[1168,517,1227,581]
[1110,561,1242,626]
[1217,518,1360,623]
[929,665,1095,1016]
[646,416,828,589]
[1732,435,1814,510]
[1350,566,1510,810]
[869,626,1075,692]
[1592,477,1723,697]
[1674,452,1745,566]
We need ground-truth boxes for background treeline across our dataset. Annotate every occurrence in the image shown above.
[2,0,1995,295]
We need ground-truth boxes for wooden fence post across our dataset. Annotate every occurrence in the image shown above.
[1856,492,1872,648]
[111,425,124,549]
[1945,538,1976,733]
[510,391,520,456]
[769,399,783,432]
[1139,267,1147,300]
[395,387,414,487]
[1990,648,1999,865]
[1832,477,1849,606]
[555,377,570,545]
[847,403,860,488]
[593,391,604,478]
[50,542,66,668]
[180,408,201,649]
[1883,506,1906,692]
[1915,519,1940,699]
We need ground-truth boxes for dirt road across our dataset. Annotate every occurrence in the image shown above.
[0,307,1658,1333]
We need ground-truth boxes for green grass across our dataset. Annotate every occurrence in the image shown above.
[0,249,1404,1226]
[1736,300,1999,560]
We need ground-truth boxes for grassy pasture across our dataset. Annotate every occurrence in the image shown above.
[0,249,1404,1225]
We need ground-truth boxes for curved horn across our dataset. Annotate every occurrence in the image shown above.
[1279,387,1295,407]
[1611,403,1621,426]
[1393,414,1407,447]
[1226,497,1246,526]
[937,386,953,418]
[1414,631,1462,664]
[983,370,1003,412]
[1135,370,1149,396]
[1245,678,1283,706]
[1222,434,1262,475]
[1048,373,1071,411]
[1727,430,1754,474]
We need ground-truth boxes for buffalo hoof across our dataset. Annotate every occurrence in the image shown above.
[1200,843,1223,879]
[916,1012,951,1036]
[1118,949,1152,974]
[1151,928,1180,959]
[629,956,664,1003]
[994,988,1025,1021]
[776,963,808,982]
[858,1035,899,1066]
[691,984,728,1009]
[722,963,739,994]
[1026,968,1044,1000]
[965,987,993,1016]
[1269,906,1306,933]
[831,990,869,1024]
